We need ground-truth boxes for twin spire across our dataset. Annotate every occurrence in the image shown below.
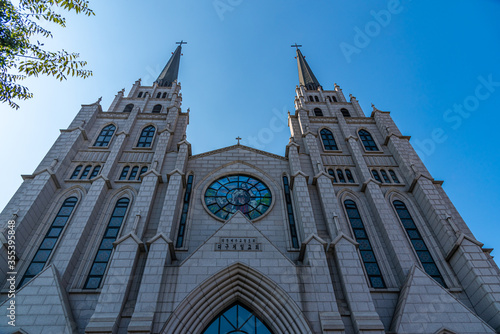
[155,40,187,87]
[155,41,320,90]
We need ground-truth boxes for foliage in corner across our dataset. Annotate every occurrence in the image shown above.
[0,0,94,109]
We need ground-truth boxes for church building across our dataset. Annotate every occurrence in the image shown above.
[1,42,499,334]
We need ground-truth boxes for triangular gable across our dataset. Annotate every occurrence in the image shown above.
[173,211,299,306]
[0,265,76,334]
[391,266,495,333]
[190,144,287,161]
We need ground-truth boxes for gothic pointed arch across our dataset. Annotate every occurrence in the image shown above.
[160,262,313,334]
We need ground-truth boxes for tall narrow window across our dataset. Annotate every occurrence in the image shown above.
[138,166,148,180]
[328,169,337,183]
[94,125,116,147]
[79,165,92,179]
[341,108,351,117]
[119,166,130,180]
[137,125,155,147]
[162,92,167,99]
[393,201,446,287]
[337,169,346,183]
[19,197,78,287]
[123,104,134,113]
[152,104,162,113]
[314,108,323,116]
[176,175,194,248]
[309,96,314,102]
[137,92,143,98]
[314,96,319,102]
[128,166,139,180]
[70,165,82,179]
[283,176,299,248]
[389,170,400,183]
[84,198,130,289]
[380,170,390,183]
[320,129,338,151]
[90,165,101,179]
[358,130,379,151]
[344,200,386,288]
[332,96,337,102]
[345,169,355,183]
[372,170,382,182]
[156,92,161,98]
[326,96,331,102]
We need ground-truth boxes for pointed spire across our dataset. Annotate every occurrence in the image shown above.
[155,41,186,87]
[292,44,321,90]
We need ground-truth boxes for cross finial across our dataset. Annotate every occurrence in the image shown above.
[291,43,302,50]
[236,136,242,145]
[176,40,187,46]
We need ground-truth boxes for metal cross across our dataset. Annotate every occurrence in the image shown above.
[291,43,302,49]
[176,40,187,46]
[236,136,242,145]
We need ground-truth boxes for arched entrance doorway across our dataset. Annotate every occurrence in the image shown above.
[202,302,274,334]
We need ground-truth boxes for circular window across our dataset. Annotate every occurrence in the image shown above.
[205,175,272,220]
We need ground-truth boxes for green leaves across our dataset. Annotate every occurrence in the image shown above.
[0,0,94,109]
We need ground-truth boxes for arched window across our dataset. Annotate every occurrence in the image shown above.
[341,108,351,117]
[283,176,299,249]
[328,169,337,183]
[344,200,385,288]
[371,170,382,182]
[19,197,78,287]
[326,96,331,102]
[332,96,338,102]
[128,166,139,180]
[70,165,82,179]
[337,169,346,183]
[314,96,319,102]
[389,170,400,183]
[90,165,101,179]
[345,169,355,183]
[358,129,379,151]
[123,103,133,113]
[84,197,130,289]
[156,92,161,98]
[94,125,116,147]
[176,175,194,248]
[119,166,129,180]
[393,200,445,287]
[138,166,148,180]
[152,104,162,113]
[79,165,92,179]
[380,170,390,183]
[137,92,143,98]
[202,302,274,334]
[320,129,338,151]
[308,96,314,102]
[314,108,323,116]
[162,92,167,99]
[137,125,156,147]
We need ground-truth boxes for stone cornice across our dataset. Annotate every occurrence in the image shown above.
[445,233,484,262]
[90,175,112,189]
[361,178,380,192]
[408,173,436,193]
[299,234,328,261]
[146,233,176,260]
[383,133,411,146]
[60,126,88,140]
[189,144,287,161]
[312,171,332,184]
[141,169,163,183]
[115,130,129,137]
[329,232,359,250]
[113,232,144,251]
[290,171,308,189]
[22,168,61,189]
[345,135,358,142]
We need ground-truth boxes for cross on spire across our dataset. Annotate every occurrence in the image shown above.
[291,43,302,50]
[176,40,187,46]
[236,136,242,145]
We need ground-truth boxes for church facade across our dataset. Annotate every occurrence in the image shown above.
[1,43,499,334]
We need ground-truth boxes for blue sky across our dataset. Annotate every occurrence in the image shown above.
[1,1,499,257]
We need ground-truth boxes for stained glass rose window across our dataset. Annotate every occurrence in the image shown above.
[205,175,272,220]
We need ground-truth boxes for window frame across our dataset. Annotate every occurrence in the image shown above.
[136,125,156,148]
[319,128,340,151]
[358,129,380,152]
[93,124,116,148]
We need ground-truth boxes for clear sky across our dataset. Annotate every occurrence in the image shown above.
[1,1,499,258]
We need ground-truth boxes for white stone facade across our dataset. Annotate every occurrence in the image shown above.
[0,53,499,334]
